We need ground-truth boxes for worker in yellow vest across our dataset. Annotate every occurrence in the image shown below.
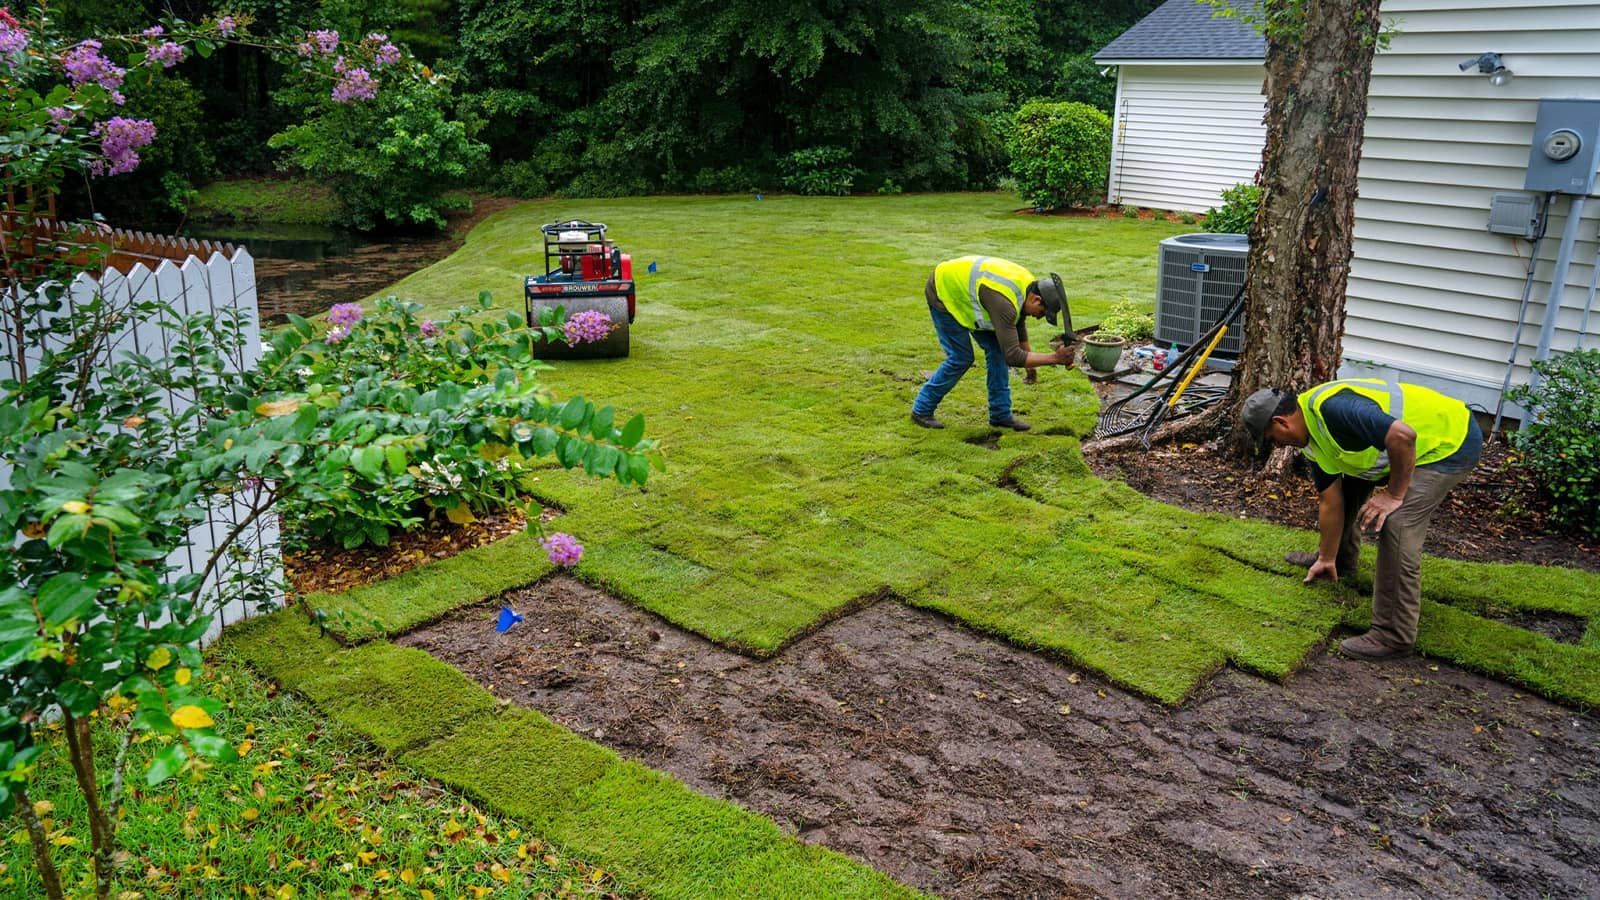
[911,256,1076,431]
[1241,379,1483,660]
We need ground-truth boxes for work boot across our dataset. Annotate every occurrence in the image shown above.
[990,416,1031,432]
[911,412,945,429]
[1338,631,1412,661]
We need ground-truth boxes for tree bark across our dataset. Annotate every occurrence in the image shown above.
[63,712,115,899]
[1223,0,1384,453]
[14,785,65,900]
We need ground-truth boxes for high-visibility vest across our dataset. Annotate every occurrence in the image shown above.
[1299,378,1471,479]
[933,256,1033,331]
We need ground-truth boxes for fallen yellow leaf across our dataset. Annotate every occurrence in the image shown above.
[400,868,416,885]
[170,706,214,729]
[419,891,434,900]
[237,740,254,756]
[32,800,54,817]
[490,863,511,883]
[241,808,259,822]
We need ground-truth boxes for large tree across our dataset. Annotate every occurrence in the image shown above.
[1224,0,1385,451]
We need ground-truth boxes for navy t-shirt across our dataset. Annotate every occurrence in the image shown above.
[1306,391,1483,491]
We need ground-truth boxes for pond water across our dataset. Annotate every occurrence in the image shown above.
[179,222,455,324]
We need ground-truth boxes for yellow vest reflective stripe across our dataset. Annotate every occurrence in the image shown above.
[933,256,1032,330]
[1298,378,1471,479]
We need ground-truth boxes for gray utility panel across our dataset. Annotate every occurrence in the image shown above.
[1524,98,1600,194]
[1155,233,1248,356]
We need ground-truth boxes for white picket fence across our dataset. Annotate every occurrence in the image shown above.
[1,249,282,645]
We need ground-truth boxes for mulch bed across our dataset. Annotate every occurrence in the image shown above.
[284,506,529,596]
[1087,436,1599,573]
[400,578,1600,900]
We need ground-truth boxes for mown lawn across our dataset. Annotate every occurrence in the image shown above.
[321,192,1600,707]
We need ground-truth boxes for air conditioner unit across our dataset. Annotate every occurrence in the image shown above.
[1155,233,1248,357]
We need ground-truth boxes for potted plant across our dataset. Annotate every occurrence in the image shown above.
[1081,330,1127,372]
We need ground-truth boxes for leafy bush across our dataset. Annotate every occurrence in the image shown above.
[1179,212,1198,225]
[1204,182,1261,234]
[270,75,489,230]
[1097,303,1156,342]
[1121,204,1139,218]
[493,159,551,198]
[1006,100,1112,210]
[779,146,860,196]
[1506,350,1600,536]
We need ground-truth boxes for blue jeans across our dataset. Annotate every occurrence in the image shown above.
[912,302,1011,422]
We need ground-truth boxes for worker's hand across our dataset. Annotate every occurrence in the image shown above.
[1303,558,1339,584]
[1357,491,1404,533]
[1023,367,1038,385]
[1052,343,1076,366]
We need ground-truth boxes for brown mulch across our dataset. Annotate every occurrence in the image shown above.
[283,506,529,597]
[1087,436,1600,573]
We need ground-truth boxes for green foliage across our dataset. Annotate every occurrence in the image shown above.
[61,73,215,221]
[343,195,1600,710]
[1121,204,1139,218]
[493,159,552,198]
[1179,212,1198,225]
[1203,182,1261,234]
[779,147,859,197]
[1507,350,1600,537]
[0,651,621,898]
[270,75,488,230]
[189,177,341,226]
[1096,302,1155,342]
[1006,100,1112,210]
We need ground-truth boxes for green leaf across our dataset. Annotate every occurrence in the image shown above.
[352,445,385,480]
[558,397,587,430]
[37,573,98,627]
[628,454,651,484]
[618,414,645,448]
[146,744,187,786]
[188,733,237,763]
[590,406,616,440]
[385,444,407,475]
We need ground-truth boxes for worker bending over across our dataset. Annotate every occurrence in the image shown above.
[1241,378,1483,660]
[911,256,1075,431]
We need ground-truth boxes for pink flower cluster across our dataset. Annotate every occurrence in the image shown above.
[331,57,376,103]
[562,310,615,345]
[46,106,72,133]
[542,532,583,567]
[419,319,442,338]
[89,117,156,176]
[63,39,126,98]
[364,33,401,67]
[327,302,364,327]
[146,40,186,68]
[216,16,238,36]
[298,28,339,57]
[0,9,28,66]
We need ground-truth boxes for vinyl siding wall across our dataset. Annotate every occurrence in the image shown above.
[1106,64,1267,213]
[1346,0,1600,415]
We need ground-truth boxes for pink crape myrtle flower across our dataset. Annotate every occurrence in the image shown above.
[0,9,28,65]
[89,117,156,176]
[45,107,72,133]
[542,532,583,567]
[327,302,363,328]
[419,319,442,338]
[562,309,615,345]
[146,40,186,68]
[365,33,401,67]
[330,60,376,103]
[216,16,238,36]
[309,29,339,55]
[63,40,126,94]
[324,324,349,344]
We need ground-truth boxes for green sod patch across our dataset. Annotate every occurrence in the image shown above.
[309,193,1600,708]
[227,614,920,898]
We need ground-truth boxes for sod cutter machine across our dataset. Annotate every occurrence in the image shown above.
[524,220,635,358]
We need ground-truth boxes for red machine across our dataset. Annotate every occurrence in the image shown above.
[525,220,636,323]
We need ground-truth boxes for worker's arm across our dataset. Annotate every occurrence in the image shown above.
[1306,479,1344,583]
[1358,420,1417,532]
[980,289,1071,367]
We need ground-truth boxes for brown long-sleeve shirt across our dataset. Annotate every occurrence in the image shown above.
[926,273,1029,366]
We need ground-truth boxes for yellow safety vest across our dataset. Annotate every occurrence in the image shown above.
[1299,378,1471,479]
[933,256,1033,331]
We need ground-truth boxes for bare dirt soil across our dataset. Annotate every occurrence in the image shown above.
[1088,437,1599,573]
[399,576,1600,900]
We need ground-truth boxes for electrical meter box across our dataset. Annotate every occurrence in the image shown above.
[1524,98,1600,194]
[1487,192,1543,238]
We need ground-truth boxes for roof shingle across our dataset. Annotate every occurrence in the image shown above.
[1094,0,1265,62]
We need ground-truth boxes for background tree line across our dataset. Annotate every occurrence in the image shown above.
[57,0,1159,228]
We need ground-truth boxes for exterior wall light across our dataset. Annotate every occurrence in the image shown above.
[1459,52,1513,86]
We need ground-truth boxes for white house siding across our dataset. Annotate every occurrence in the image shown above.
[1106,64,1266,213]
[1346,0,1600,414]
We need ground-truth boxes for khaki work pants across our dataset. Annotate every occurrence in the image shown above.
[1335,467,1469,648]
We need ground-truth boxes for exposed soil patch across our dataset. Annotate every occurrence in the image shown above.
[400,577,1600,900]
[1088,438,1599,573]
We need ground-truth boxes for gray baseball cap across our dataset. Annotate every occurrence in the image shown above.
[1240,387,1286,441]
[1036,273,1067,328]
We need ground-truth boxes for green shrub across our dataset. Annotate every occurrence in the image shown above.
[1152,209,1168,222]
[494,160,551,198]
[1204,182,1261,234]
[1005,100,1112,211]
[779,147,860,196]
[1179,212,1198,225]
[270,76,488,231]
[1121,204,1139,218]
[1506,350,1600,537]
[1097,303,1156,343]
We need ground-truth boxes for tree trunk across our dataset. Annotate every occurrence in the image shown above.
[63,712,115,899]
[1224,0,1384,453]
[14,785,65,900]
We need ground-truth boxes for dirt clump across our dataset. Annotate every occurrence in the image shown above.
[400,577,1600,900]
